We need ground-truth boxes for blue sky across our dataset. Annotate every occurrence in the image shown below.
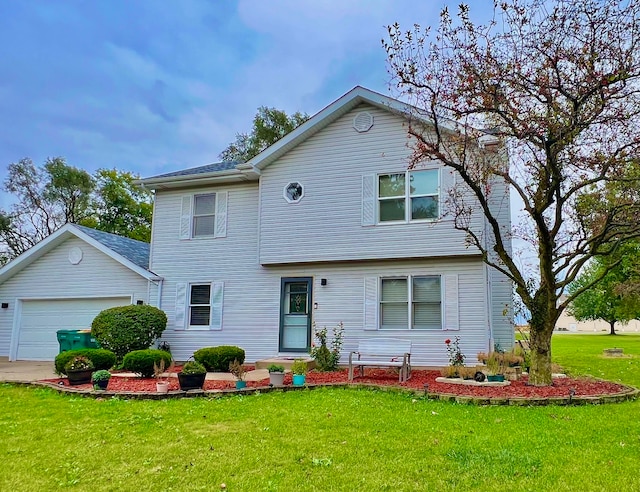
[0,0,487,210]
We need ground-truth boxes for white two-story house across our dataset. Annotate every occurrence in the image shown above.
[139,86,513,366]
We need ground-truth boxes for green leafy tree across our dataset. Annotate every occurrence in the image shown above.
[0,157,94,259]
[568,246,640,334]
[219,106,309,163]
[384,0,640,385]
[1,159,153,265]
[81,169,152,242]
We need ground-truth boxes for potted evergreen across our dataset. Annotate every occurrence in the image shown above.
[229,359,246,389]
[65,356,95,385]
[177,360,207,391]
[291,359,308,386]
[91,369,111,390]
[267,364,285,386]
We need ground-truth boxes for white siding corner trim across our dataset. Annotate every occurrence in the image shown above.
[174,282,187,330]
[363,276,378,330]
[361,175,376,226]
[443,274,460,330]
[215,192,228,238]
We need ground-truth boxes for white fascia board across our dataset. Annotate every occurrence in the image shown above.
[136,169,248,190]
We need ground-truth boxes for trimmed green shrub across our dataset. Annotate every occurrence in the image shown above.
[55,348,117,376]
[122,349,172,378]
[91,305,168,361]
[194,346,245,372]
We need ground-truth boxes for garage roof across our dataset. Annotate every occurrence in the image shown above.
[0,224,161,284]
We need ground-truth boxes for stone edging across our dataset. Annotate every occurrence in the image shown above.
[4,379,638,406]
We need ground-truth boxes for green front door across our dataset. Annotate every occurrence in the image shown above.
[279,277,312,352]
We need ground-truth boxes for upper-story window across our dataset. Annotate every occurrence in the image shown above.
[378,169,439,223]
[193,193,216,237]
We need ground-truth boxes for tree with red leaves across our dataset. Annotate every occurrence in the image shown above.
[384,0,640,385]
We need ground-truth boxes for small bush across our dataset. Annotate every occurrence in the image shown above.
[194,346,245,372]
[91,305,168,361]
[181,360,206,375]
[91,370,111,382]
[122,349,172,378]
[267,364,285,373]
[291,359,308,375]
[55,349,116,376]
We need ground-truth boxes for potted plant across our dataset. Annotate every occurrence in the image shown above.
[91,369,111,390]
[65,356,95,385]
[267,364,285,386]
[291,359,307,386]
[177,360,207,391]
[485,352,505,382]
[229,359,246,389]
[154,359,174,393]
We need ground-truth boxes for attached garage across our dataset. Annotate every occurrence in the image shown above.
[0,224,163,361]
[16,297,131,360]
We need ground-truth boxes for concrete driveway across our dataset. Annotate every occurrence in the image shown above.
[0,357,58,382]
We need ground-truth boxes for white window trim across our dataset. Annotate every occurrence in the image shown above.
[283,181,304,204]
[188,283,212,330]
[377,169,440,224]
[192,193,216,238]
[378,275,443,330]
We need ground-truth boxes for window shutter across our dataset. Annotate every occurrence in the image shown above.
[361,175,376,226]
[215,191,228,238]
[210,281,224,330]
[440,167,455,219]
[363,277,378,330]
[175,282,187,330]
[180,196,192,240]
[443,274,460,330]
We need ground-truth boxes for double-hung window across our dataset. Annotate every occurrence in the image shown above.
[192,193,216,237]
[378,169,439,222]
[189,284,211,327]
[379,276,442,330]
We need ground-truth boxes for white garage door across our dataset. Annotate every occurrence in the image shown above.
[17,297,131,360]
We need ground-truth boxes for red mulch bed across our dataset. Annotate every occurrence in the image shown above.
[41,368,630,398]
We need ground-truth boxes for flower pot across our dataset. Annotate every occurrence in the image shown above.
[235,380,247,389]
[156,381,169,393]
[93,379,109,390]
[269,371,285,386]
[67,369,93,385]
[292,374,306,386]
[178,372,206,391]
[487,374,505,382]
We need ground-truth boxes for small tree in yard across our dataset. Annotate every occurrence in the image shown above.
[384,0,640,385]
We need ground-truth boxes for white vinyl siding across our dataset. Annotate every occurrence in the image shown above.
[179,192,227,240]
[258,104,480,264]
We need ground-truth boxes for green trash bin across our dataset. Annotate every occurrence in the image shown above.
[70,330,100,350]
[56,330,75,353]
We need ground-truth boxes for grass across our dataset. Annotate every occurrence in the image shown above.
[0,335,638,491]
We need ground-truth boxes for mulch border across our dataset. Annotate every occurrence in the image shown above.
[7,379,639,406]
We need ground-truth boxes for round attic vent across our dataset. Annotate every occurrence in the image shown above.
[353,112,374,133]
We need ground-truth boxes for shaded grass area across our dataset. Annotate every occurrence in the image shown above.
[0,334,638,491]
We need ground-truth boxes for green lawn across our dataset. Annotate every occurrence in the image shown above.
[1,334,639,491]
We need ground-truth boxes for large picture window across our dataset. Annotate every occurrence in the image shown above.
[192,193,216,237]
[379,276,441,330]
[378,169,439,222]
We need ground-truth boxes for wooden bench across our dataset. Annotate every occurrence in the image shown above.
[348,338,412,383]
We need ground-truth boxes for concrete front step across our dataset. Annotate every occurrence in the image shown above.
[255,357,316,371]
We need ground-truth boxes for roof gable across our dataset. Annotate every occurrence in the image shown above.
[0,224,159,284]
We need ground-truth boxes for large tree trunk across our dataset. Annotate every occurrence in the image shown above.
[526,286,558,386]
[609,321,617,335]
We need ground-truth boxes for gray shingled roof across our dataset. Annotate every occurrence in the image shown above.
[145,161,238,180]
[73,225,150,270]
